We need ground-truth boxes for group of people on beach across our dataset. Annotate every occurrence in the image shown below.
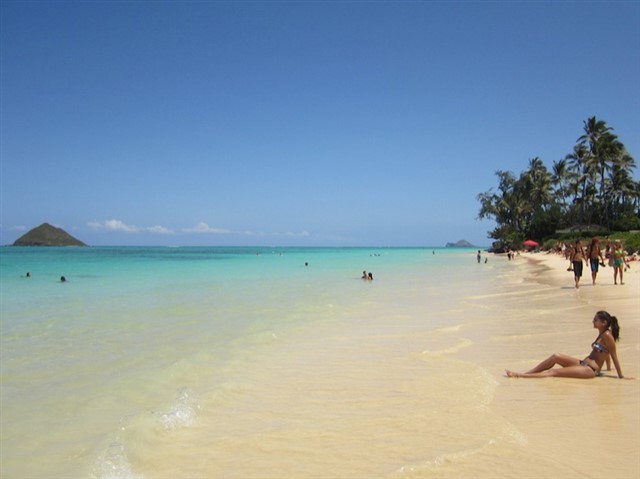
[361,270,373,281]
[506,237,636,380]
[565,237,630,288]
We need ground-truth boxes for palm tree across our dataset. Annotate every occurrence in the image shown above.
[607,151,639,223]
[565,144,591,225]
[578,117,613,190]
[608,165,635,211]
[576,117,627,226]
[632,180,640,214]
[477,170,532,242]
[552,158,574,223]
[524,157,553,210]
[477,117,637,246]
[617,152,638,215]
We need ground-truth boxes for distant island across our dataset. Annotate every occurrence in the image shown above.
[445,240,474,248]
[13,223,87,247]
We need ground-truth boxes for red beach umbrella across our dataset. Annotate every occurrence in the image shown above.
[522,239,539,247]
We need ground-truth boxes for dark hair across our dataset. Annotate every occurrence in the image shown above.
[595,310,620,341]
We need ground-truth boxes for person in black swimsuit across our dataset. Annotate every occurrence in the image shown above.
[505,311,626,379]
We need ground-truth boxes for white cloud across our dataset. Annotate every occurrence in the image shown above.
[88,220,174,235]
[241,230,263,236]
[9,225,27,231]
[180,223,312,238]
[183,222,232,234]
[88,219,140,233]
[147,225,174,235]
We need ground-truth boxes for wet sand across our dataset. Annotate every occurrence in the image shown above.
[127,251,639,478]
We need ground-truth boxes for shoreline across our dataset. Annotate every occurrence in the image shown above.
[170,250,640,478]
[1,247,638,478]
[520,250,640,313]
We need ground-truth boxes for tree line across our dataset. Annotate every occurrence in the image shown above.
[477,117,639,249]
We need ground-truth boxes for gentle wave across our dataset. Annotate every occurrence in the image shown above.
[157,388,200,430]
[91,442,143,479]
[91,388,200,479]
[422,337,473,356]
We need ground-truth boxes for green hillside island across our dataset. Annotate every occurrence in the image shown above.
[13,223,87,247]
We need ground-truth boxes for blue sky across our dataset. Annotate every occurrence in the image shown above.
[1,1,639,247]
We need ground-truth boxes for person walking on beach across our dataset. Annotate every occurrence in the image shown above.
[612,240,628,285]
[564,242,574,271]
[505,310,626,379]
[587,237,604,285]
[605,237,614,267]
[569,239,587,288]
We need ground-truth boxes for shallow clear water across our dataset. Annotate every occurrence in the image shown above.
[2,246,509,478]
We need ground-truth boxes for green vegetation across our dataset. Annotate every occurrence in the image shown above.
[477,117,639,252]
[13,223,87,247]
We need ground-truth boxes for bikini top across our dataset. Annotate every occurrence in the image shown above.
[592,333,609,354]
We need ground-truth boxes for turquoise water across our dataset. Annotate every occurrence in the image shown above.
[1,246,498,478]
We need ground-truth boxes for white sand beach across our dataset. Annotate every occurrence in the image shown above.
[487,252,640,478]
[2,248,638,478]
[121,251,639,479]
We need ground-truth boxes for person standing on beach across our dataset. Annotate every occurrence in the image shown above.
[612,240,628,285]
[605,237,614,267]
[505,310,626,379]
[564,242,574,271]
[587,237,604,285]
[569,239,587,288]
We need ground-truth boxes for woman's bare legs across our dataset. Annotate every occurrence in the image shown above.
[614,265,621,285]
[525,353,580,372]
[505,353,596,378]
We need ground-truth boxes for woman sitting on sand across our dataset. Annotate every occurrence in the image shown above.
[505,310,625,379]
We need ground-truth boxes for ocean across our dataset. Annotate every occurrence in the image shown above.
[1,246,527,479]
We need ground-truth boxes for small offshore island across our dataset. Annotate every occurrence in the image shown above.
[445,239,474,248]
[12,223,87,247]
